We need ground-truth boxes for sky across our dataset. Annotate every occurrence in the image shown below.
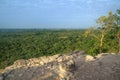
[0,0,120,29]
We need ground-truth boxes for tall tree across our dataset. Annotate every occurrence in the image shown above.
[115,9,120,53]
[85,11,117,53]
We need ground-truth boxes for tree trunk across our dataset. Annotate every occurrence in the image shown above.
[119,37,120,53]
[100,34,104,53]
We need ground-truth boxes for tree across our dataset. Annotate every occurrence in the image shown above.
[115,9,120,53]
[85,27,106,53]
[85,12,117,53]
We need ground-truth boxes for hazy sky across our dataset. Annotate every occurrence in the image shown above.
[0,0,120,29]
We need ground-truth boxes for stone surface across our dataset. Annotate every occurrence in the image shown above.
[0,74,3,80]
[58,59,75,80]
[0,51,120,80]
[85,55,95,61]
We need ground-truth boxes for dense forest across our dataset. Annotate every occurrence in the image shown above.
[0,9,120,69]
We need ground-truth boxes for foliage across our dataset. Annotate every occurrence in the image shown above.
[84,9,120,54]
[0,29,85,69]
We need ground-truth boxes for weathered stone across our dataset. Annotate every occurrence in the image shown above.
[14,59,27,67]
[85,55,95,61]
[18,73,23,77]
[58,60,75,80]
[1,52,120,80]
[0,74,3,80]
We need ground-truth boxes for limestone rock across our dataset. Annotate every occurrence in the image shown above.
[0,51,120,80]
[0,74,3,80]
[85,55,95,61]
[58,59,75,80]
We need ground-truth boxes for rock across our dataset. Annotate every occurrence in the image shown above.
[18,73,23,77]
[57,56,64,62]
[96,53,109,58]
[85,55,95,61]
[0,74,3,80]
[7,74,14,78]
[0,77,3,80]
[39,61,44,65]
[1,52,120,80]
[14,59,27,67]
[58,59,75,80]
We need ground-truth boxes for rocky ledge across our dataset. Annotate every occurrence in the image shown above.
[0,51,120,80]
